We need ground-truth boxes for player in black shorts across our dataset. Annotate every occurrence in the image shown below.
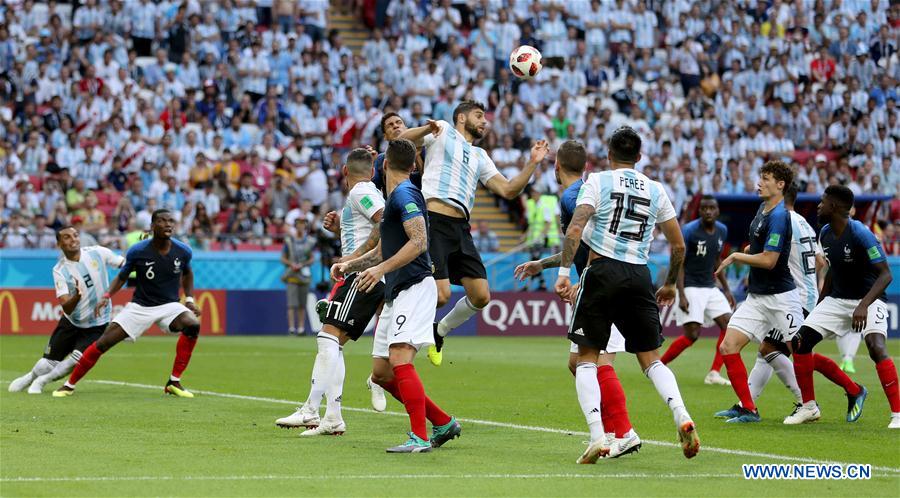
[276,148,388,435]
[9,227,124,394]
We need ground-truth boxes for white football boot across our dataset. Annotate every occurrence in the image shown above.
[275,404,320,429]
[367,375,387,412]
[783,402,821,425]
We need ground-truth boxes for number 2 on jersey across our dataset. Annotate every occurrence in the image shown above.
[609,193,651,241]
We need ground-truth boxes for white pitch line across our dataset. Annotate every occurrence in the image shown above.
[80,379,900,474]
[1,473,746,483]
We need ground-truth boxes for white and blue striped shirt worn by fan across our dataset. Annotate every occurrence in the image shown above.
[577,169,677,265]
[788,210,822,313]
[52,246,125,328]
[421,120,500,218]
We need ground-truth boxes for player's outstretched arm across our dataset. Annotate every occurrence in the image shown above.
[484,140,549,199]
[514,251,563,281]
[658,217,686,306]
[398,120,441,147]
[95,273,128,317]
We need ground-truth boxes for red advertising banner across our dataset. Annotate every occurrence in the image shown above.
[0,289,226,336]
[476,292,718,337]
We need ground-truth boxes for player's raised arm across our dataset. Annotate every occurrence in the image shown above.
[399,119,441,147]
[717,211,787,275]
[484,139,549,199]
[658,217,687,306]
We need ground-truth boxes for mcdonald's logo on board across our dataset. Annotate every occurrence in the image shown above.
[192,291,226,335]
[0,291,21,333]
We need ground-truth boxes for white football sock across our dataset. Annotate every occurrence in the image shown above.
[765,351,802,403]
[575,362,605,442]
[324,348,345,420]
[748,353,774,401]
[644,360,689,423]
[306,333,340,410]
[31,358,57,377]
[42,352,80,382]
[437,297,482,337]
[837,333,861,362]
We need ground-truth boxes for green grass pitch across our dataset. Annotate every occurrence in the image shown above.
[2,335,899,497]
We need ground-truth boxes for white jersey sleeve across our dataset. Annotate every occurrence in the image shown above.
[340,182,384,257]
[420,120,496,217]
[477,148,500,184]
[94,245,126,268]
[52,263,71,298]
[654,182,677,223]
[422,120,449,148]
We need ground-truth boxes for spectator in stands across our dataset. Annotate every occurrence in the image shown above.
[281,215,316,335]
[472,220,499,254]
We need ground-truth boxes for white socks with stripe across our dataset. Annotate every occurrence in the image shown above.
[575,362,605,443]
[437,297,482,337]
[306,332,341,411]
[748,353,774,401]
[644,360,689,424]
[324,348,345,420]
[764,351,803,404]
[43,351,80,382]
[30,358,57,378]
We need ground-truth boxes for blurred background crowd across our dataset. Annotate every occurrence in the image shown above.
[1,0,899,257]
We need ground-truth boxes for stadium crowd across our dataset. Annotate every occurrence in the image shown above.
[0,0,899,254]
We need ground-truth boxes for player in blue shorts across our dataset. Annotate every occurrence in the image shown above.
[53,209,201,398]
[334,139,460,453]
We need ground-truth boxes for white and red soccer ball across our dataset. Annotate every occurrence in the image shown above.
[509,45,542,80]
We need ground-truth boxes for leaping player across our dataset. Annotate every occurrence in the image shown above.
[53,209,201,397]
[556,127,699,463]
[9,227,124,394]
[400,101,549,366]
[659,195,734,386]
[275,148,387,435]
[335,139,461,452]
[514,140,639,458]
[788,185,898,428]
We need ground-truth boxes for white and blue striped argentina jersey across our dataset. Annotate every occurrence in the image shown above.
[340,181,385,258]
[421,120,500,218]
[52,246,126,328]
[788,210,822,312]
[577,169,677,265]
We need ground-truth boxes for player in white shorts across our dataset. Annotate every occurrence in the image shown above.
[786,186,898,428]
[54,209,201,398]
[660,195,734,386]
[714,161,804,424]
[9,228,124,394]
[514,140,637,454]
[335,139,461,452]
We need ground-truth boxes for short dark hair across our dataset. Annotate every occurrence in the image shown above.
[452,100,485,125]
[556,140,586,174]
[346,147,374,175]
[385,139,417,172]
[55,225,76,241]
[824,184,854,211]
[700,194,716,203]
[151,209,172,223]
[608,127,641,163]
[784,181,800,205]
[380,112,401,133]
[760,160,794,190]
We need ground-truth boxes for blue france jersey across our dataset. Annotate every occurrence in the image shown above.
[578,169,676,265]
[119,238,192,306]
[560,178,590,275]
[820,220,888,301]
[747,201,795,295]
[373,153,422,196]
[52,246,125,328]
[381,180,432,301]
[682,219,727,288]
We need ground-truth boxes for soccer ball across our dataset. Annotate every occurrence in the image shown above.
[509,45,542,80]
